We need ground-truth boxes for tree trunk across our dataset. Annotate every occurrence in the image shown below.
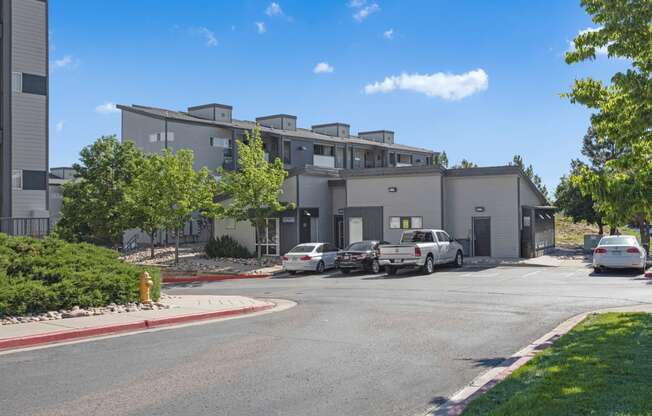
[597,221,604,235]
[639,219,650,255]
[175,227,180,264]
[609,226,617,235]
[149,230,156,259]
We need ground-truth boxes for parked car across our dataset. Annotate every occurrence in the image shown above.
[378,229,464,275]
[592,235,647,274]
[336,240,389,274]
[282,243,339,274]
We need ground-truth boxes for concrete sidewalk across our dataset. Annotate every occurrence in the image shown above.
[0,295,274,350]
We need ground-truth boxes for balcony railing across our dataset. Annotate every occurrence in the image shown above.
[313,155,335,168]
[0,217,51,238]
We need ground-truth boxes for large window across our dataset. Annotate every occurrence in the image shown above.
[314,144,334,156]
[389,216,423,229]
[256,218,280,256]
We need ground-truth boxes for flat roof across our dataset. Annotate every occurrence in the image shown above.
[118,104,436,155]
[256,114,297,120]
[188,103,233,111]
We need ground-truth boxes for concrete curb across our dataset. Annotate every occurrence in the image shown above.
[427,305,652,416]
[0,303,274,351]
[162,274,271,284]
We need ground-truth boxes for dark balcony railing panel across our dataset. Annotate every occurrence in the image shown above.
[0,217,51,238]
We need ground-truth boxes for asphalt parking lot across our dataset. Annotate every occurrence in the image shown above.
[2,263,651,416]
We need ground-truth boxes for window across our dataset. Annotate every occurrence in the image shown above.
[11,170,22,190]
[398,154,412,164]
[389,216,423,229]
[149,132,174,143]
[21,74,47,95]
[256,218,280,256]
[436,231,450,242]
[12,72,22,93]
[401,231,434,243]
[22,170,47,190]
[314,144,334,156]
[210,137,230,148]
[289,244,316,253]
[283,141,292,164]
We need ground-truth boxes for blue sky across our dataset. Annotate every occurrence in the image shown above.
[49,0,628,193]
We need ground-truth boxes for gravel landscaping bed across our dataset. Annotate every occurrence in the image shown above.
[121,244,280,274]
[1,296,174,326]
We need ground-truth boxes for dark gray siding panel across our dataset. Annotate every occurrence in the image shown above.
[11,0,47,75]
[287,138,314,169]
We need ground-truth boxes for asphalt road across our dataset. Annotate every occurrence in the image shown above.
[2,263,651,416]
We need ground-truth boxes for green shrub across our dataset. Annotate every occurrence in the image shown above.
[205,235,253,259]
[0,234,160,316]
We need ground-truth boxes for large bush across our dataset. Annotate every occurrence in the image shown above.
[205,235,253,259]
[0,234,160,316]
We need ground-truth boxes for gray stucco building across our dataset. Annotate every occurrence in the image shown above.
[0,0,49,236]
[119,101,553,259]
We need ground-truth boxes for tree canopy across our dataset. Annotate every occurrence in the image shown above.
[55,136,144,248]
[217,125,291,258]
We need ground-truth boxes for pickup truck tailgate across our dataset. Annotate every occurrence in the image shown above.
[379,244,417,260]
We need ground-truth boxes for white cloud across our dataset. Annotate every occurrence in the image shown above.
[313,62,334,74]
[265,2,283,17]
[95,102,119,115]
[568,27,608,56]
[348,0,366,8]
[363,69,489,100]
[255,21,267,34]
[383,28,394,39]
[56,120,65,132]
[193,27,218,47]
[51,55,78,70]
[353,2,379,22]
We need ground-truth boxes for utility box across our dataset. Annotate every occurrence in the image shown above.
[584,234,602,253]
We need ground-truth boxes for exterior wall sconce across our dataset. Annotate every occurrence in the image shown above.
[388,187,397,193]
[475,206,485,212]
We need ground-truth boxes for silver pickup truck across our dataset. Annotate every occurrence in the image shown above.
[378,229,464,275]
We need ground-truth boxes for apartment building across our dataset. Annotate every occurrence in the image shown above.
[0,0,49,236]
[119,102,554,258]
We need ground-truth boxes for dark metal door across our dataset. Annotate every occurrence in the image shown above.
[334,215,344,248]
[473,217,491,257]
[299,214,311,243]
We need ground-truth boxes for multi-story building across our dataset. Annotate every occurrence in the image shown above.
[0,0,49,236]
[119,102,554,259]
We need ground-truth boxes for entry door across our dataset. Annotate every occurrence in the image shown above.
[334,215,345,248]
[349,217,363,244]
[300,214,311,243]
[473,217,491,257]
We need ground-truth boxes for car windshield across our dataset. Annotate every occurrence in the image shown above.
[347,242,373,251]
[401,231,431,243]
[289,245,316,253]
[599,236,637,246]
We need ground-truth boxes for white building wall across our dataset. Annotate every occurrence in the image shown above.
[444,174,520,258]
[213,219,257,253]
[346,174,442,243]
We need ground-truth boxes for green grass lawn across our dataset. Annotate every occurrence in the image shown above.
[462,313,652,416]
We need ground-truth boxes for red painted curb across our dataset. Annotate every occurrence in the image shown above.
[162,274,270,283]
[0,303,274,351]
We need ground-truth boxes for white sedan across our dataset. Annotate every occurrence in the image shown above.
[282,243,339,274]
[593,235,647,274]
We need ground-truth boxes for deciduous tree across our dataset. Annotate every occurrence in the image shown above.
[217,126,291,260]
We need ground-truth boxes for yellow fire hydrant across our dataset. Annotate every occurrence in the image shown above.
[139,271,153,304]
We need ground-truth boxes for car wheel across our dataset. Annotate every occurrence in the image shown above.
[454,251,463,268]
[370,259,381,274]
[593,266,601,274]
[386,266,397,276]
[316,261,325,273]
[341,268,351,274]
[422,255,434,275]
[288,270,297,275]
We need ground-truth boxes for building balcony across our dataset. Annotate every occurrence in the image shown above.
[313,155,335,168]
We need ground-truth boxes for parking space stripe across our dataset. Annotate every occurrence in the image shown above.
[522,270,542,278]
